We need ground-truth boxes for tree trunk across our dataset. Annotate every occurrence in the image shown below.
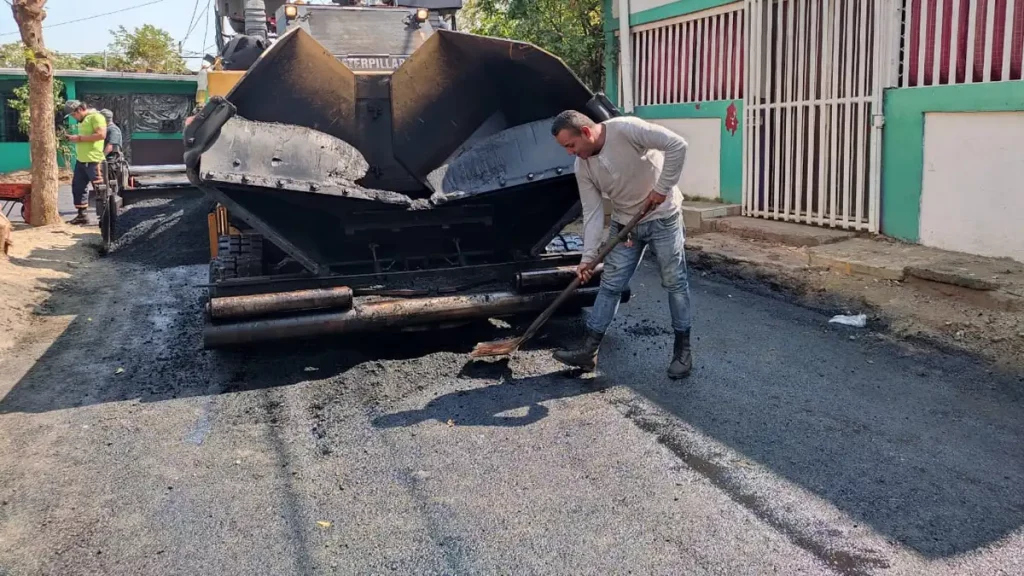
[12,0,61,226]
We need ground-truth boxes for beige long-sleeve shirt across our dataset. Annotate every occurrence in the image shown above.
[574,116,688,263]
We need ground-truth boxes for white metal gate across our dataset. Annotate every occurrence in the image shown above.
[742,0,893,231]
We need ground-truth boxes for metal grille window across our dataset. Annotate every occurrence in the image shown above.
[0,94,28,143]
[743,0,887,232]
[900,0,1024,86]
[629,3,746,106]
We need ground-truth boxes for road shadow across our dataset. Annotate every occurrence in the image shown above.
[601,274,1024,561]
[105,194,214,268]
[372,365,607,429]
[0,226,587,415]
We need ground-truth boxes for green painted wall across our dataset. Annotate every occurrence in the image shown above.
[604,0,741,32]
[0,74,194,173]
[604,31,619,106]
[131,131,184,140]
[634,100,744,204]
[0,142,31,173]
[881,81,1024,241]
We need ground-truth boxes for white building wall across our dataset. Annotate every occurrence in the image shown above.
[920,111,1024,263]
[651,118,722,200]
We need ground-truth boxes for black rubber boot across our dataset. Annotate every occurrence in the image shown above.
[553,328,604,371]
[668,330,692,379]
[69,209,89,225]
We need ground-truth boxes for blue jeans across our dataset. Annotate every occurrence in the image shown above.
[587,212,693,334]
[72,161,99,209]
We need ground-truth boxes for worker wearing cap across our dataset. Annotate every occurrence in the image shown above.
[65,100,107,225]
[550,110,693,379]
[100,109,123,158]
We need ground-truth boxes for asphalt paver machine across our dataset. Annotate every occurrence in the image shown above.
[186,0,627,348]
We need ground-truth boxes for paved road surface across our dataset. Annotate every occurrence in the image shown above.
[0,198,1021,575]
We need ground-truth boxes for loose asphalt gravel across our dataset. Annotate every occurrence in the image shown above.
[0,196,1022,576]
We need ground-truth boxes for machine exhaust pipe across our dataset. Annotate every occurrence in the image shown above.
[244,0,268,39]
[204,286,627,348]
[208,286,354,321]
[517,264,603,292]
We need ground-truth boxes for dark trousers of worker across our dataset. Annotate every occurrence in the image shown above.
[72,161,99,211]
[586,212,693,334]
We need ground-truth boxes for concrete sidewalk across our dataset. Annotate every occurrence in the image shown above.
[682,211,1024,371]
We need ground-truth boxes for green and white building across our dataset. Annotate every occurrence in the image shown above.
[604,0,1023,261]
[0,69,197,172]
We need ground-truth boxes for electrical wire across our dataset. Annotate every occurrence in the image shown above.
[0,0,171,37]
[180,0,203,46]
[180,0,211,47]
[199,0,211,57]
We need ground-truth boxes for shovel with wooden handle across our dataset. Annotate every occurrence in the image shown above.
[470,203,654,358]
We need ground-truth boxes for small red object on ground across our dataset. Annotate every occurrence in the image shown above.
[0,182,32,222]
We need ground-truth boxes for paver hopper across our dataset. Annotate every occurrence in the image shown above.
[185,8,625,349]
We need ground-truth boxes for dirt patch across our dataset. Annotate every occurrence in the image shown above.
[0,223,101,352]
[0,169,72,185]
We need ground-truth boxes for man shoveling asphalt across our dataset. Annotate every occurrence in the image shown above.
[550,110,693,379]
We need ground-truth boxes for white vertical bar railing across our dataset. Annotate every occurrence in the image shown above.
[783,0,796,220]
[633,31,639,105]
[794,0,806,221]
[856,0,869,225]
[754,0,764,215]
[868,0,886,232]
[965,0,978,83]
[765,0,770,217]
[828,0,840,225]
[933,0,944,85]
[726,11,734,100]
[901,0,911,87]
[667,22,675,103]
[818,0,831,225]
[655,27,664,105]
[918,0,928,87]
[712,15,719,100]
[701,17,709,101]
[984,0,997,82]
[688,21,696,102]
[844,0,856,225]
[646,29,654,104]
[1001,0,1014,80]
[802,0,819,222]
[719,15,727,100]
[771,0,783,219]
[742,0,752,216]
[899,0,1021,87]
[950,0,961,84]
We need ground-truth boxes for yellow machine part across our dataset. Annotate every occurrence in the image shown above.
[196,68,247,107]
[197,67,247,257]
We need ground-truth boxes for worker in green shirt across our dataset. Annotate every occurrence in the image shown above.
[65,100,107,225]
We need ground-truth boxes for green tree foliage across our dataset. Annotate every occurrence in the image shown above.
[1,22,190,73]
[7,78,73,167]
[0,41,89,70]
[106,24,189,73]
[462,0,604,90]
[78,54,106,69]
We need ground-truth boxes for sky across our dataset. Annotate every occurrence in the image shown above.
[0,0,221,71]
